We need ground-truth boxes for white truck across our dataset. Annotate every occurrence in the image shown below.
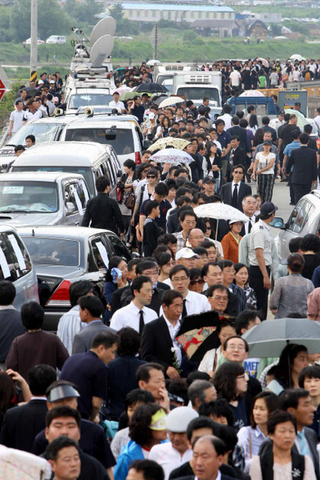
[172,71,222,117]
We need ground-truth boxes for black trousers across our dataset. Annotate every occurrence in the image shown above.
[292,183,312,204]
[249,265,271,320]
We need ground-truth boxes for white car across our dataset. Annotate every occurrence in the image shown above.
[46,35,66,44]
[23,37,45,45]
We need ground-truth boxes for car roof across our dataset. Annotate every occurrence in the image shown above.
[16,225,116,238]
[14,142,112,167]
[65,120,138,129]
[0,171,85,182]
[23,116,78,126]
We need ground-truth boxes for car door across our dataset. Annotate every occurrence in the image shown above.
[278,199,315,258]
[103,232,132,261]
[0,231,39,309]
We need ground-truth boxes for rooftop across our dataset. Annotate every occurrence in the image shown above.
[121,2,234,11]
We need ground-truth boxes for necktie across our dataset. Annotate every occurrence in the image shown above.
[182,299,187,318]
[248,219,252,233]
[139,310,145,334]
[297,431,309,456]
[232,183,238,208]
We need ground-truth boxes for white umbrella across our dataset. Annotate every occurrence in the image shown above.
[256,57,269,68]
[194,203,248,223]
[290,54,306,62]
[149,148,194,165]
[239,90,265,97]
[148,137,190,153]
[146,59,161,66]
[158,96,185,109]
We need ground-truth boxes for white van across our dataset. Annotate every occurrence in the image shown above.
[10,142,121,199]
[46,35,66,44]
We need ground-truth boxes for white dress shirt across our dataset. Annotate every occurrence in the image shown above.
[149,443,193,480]
[160,290,211,317]
[163,314,182,367]
[243,215,255,235]
[110,301,157,332]
[232,180,242,196]
[109,99,125,110]
[56,305,86,355]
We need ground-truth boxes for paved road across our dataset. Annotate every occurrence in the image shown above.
[248,178,293,240]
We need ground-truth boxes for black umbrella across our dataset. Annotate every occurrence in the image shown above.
[175,310,221,362]
[134,83,169,93]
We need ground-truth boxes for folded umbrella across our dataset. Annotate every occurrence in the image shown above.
[176,310,221,361]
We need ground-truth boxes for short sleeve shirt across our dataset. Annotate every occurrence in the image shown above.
[59,350,108,419]
[248,219,272,266]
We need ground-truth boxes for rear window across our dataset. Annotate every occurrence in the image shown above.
[65,128,134,155]
[69,94,112,109]
[22,237,80,266]
[12,166,94,197]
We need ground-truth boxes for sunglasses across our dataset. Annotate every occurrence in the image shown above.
[147,175,156,179]
[190,279,205,286]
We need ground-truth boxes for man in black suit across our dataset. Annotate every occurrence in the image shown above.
[219,165,252,212]
[175,435,234,480]
[141,290,185,379]
[286,133,318,204]
[1,364,56,452]
[227,116,250,153]
[226,136,247,181]
[81,175,124,237]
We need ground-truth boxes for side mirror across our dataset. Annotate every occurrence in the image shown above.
[270,216,284,228]
[66,202,76,214]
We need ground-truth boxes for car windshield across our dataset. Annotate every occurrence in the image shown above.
[6,123,61,146]
[11,166,94,197]
[69,94,113,109]
[0,181,58,213]
[22,237,79,266]
[65,127,134,155]
[177,87,220,104]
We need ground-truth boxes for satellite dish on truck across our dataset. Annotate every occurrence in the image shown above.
[90,34,114,68]
[90,17,116,46]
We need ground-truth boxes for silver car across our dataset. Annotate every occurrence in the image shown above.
[273,190,320,259]
[16,225,132,330]
[0,225,39,309]
[0,172,90,227]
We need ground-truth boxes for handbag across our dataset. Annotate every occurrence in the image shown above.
[124,190,135,209]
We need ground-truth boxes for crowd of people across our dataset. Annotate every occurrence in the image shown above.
[3,58,320,480]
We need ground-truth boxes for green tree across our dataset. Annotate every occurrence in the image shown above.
[109,3,123,21]
[66,0,101,24]
[10,0,70,42]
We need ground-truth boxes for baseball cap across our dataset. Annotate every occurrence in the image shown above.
[49,80,55,84]
[260,201,278,217]
[203,176,216,184]
[47,384,80,402]
[279,110,285,115]
[150,409,167,431]
[229,219,244,225]
[176,248,199,261]
[38,80,44,85]
[165,406,198,432]
[149,112,155,120]
[263,140,272,146]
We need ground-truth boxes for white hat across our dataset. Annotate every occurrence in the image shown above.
[38,80,44,85]
[229,219,244,225]
[149,112,155,120]
[166,407,198,432]
[176,248,199,261]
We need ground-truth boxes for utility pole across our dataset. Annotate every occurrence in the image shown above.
[30,0,38,84]
[154,24,158,60]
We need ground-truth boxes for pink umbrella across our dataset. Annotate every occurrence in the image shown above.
[257,57,269,68]
[115,85,131,95]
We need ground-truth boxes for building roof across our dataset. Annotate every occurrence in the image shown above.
[121,2,234,12]
[192,19,237,28]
